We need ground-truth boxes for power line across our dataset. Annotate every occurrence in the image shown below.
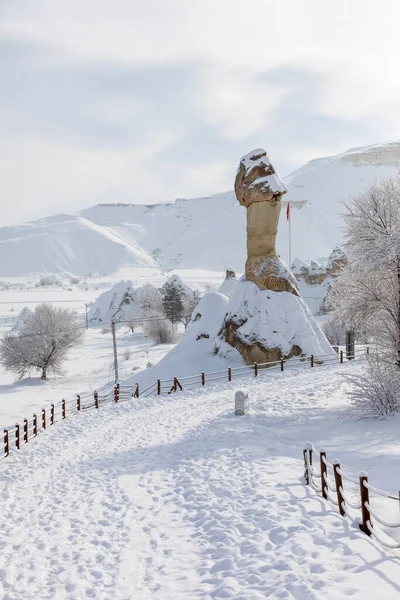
[0,314,194,340]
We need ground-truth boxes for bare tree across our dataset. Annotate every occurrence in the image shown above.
[143,319,177,344]
[0,304,85,380]
[322,314,346,346]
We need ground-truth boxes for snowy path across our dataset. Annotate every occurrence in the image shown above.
[1,364,400,599]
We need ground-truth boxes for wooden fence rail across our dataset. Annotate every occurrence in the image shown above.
[0,348,368,463]
[303,442,400,550]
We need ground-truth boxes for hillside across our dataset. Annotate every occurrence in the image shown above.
[1,141,400,277]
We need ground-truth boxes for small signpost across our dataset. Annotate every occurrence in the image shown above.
[235,390,248,415]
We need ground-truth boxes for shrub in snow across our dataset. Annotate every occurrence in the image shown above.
[0,304,84,380]
[346,356,400,418]
[36,274,62,287]
[123,347,132,361]
[69,276,81,285]
[144,319,177,344]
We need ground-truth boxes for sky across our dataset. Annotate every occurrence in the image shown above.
[2,0,400,226]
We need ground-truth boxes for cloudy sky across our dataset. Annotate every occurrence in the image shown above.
[2,0,400,226]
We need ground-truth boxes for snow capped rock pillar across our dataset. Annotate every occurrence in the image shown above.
[235,149,297,294]
[215,148,334,366]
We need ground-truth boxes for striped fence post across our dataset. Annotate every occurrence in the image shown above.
[4,429,9,457]
[320,450,327,500]
[311,354,314,368]
[33,414,37,437]
[15,424,20,450]
[360,472,372,536]
[157,380,161,395]
[254,362,258,377]
[228,368,231,382]
[201,373,205,386]
[62,399,66,419]
[50,404,55,425]
[333,460,345,516]
[77,394,81,411]
[24,419,28,444]
[42,409,46,430]
[94,391,99,409]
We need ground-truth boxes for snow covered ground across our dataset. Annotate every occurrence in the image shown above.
[1,362,399,599]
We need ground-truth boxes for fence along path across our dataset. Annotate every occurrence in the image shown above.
[1,347,368,462]
[303,442,400,550]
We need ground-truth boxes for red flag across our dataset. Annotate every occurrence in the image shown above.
[286,202,290,221]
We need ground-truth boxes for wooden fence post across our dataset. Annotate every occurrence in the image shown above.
[114,383,119,403]
[15,424,20,450]
[42,409,46,430]
[340,350,343,364]
[157,380,161,395]
[310,354,314,368]
[320,450,327,500]
[24,419,28,444]
[303,449,309,484]
[359,472,372,536]
[94,391,99,409]
[280,358,284,372]
[77,394,81,411]
[201,372,205,386]
[333,460,345,516]
[254,362,258,377]
[4,429,9,457]
[62,399,66,419]
[33,414,37,437]
[50,404,55,425]
[134,383,139,398]
[228,367,232,382]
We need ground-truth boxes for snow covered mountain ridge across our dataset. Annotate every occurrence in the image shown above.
[1,140,400,278]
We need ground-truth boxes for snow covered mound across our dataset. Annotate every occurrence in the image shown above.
[1,141,400,276]
[11,307,33,331]
[216,279,333,363]
[217,269,238,297]
[126,292,239,388]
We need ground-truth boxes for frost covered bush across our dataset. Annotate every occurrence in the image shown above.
[36,274,62,287]
[346,356,400,418]
[144,319,176,344]
[0,304,84,380]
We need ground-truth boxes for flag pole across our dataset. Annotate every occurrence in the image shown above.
[287,201,292,269]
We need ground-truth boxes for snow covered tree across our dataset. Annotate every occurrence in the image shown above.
[137,284,163,317]
[329,176,400,415]
[0,304,84,380]
[331,176,400,363]
[322,314,346,346]
[181,291,201,328]
[161,281,185,326]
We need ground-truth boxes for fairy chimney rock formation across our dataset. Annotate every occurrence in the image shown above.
[235,149,297,294]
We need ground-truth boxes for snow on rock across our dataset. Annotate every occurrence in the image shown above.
[216,278,333,364]
[217,269,238,298]
[88,280,135,325]
[11,306,33,331]
[165,274,194,295]
[126,292,242,388]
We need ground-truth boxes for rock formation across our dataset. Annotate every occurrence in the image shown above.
[234,149,298,294]
[216,149,333,365]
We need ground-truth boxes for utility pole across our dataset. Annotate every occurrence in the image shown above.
[111,321,119,383]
